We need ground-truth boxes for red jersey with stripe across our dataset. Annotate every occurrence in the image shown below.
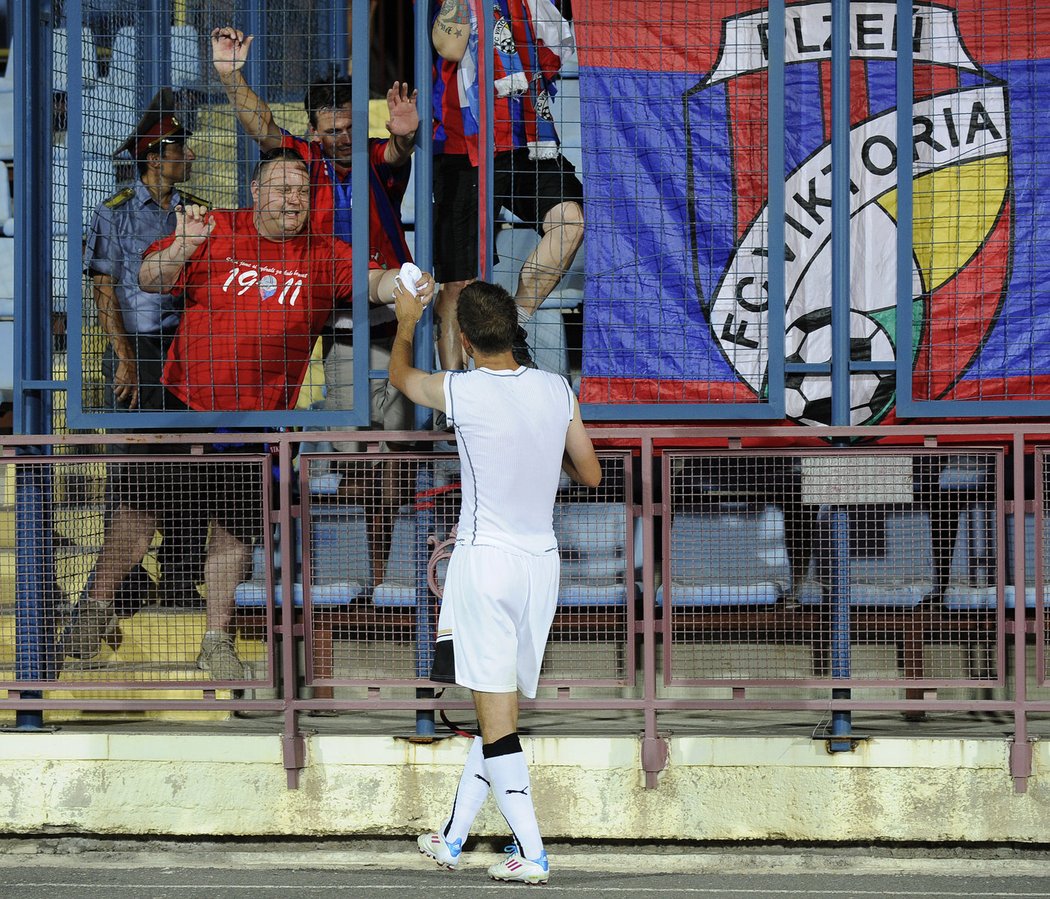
[151,208,379,411]
[432,56,472,156]
[431,0,566,164]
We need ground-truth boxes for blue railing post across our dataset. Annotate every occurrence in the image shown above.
[828,0,853,747]
[828,507,853,749]
[13,0,59,729]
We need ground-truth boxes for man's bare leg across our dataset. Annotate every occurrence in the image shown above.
[62,506,157,660]
[87,507,158,604]
[474,689,546,873]
[435,279,473,371]
[514,200,584,315]
[198,522,251,680]
[474,688,520,743]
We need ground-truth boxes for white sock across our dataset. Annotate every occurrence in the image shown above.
[441,736,489,847]
[483,735,544,860]
[516,304,532,325]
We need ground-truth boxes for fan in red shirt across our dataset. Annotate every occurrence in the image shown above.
[141,150,430,410]
[55,149,436,683]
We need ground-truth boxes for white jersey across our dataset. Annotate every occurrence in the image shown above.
[443,365,575,554]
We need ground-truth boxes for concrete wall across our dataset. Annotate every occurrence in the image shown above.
[1,733,1048,841]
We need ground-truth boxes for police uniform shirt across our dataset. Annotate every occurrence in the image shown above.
[84,180,202,335]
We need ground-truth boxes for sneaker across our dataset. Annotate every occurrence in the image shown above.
[488,846,549,884]
[512,325,537,369]
[196,632,249,681]
[417,832,462,869]
[61,598,119,660]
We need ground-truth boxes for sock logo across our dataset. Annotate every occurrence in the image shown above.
[473,774,490,786]
[505,786,529,796]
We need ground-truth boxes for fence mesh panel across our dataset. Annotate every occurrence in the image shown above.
[663,449,1003,686]
[0,451,271,690]
[71,2,407,421]
[297,451,633,693]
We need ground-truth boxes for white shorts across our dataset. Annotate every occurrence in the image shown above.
[432,542,559,698]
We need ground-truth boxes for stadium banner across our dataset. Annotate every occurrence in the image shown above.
[573,1,1050,422]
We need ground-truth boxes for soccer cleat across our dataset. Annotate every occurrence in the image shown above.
[417,832,462,869]
[488,846,549,884]
[196,632,250,681]
[512,325,537,369]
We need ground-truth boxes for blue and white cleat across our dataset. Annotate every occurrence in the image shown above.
[417,832,462,869]
[487,846,549,884]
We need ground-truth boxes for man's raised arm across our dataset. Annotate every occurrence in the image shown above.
[139,205,214,294]
[211,26,283,151]
[432,0,471,62]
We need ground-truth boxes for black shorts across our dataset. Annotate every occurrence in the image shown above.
[432,149,584,283]
[108,392,268,544]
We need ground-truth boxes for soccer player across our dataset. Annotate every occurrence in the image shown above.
[388,279,601,884]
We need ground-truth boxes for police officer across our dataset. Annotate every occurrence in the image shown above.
[86,87,205,412]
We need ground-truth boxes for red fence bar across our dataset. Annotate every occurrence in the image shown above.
[1,425,1050,791]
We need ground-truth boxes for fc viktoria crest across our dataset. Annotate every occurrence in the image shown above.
[685,0,1011,424]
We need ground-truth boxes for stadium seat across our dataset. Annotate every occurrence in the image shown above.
[491,225,583,377]
[108,25,202,91]
[170,25,201,88]
[83,78,137,156]
[52,26,99,92]
[796,508,933,608]
[551,71,582,172]
[0,36,13,161]
[945,511,1040,611]
[657,504,791,607]
[554,501,630,606]
[373,505,425,607]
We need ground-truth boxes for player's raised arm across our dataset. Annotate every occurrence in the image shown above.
[388,265,446,411]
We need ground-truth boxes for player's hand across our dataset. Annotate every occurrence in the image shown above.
[413,271,436,307]
[113,355,139,409]
[174,204,215,253]
[211,26,253,75]
[385,82,420,138]
[392,269,434,327]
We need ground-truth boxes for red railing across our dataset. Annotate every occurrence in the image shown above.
[2,425,1049,790]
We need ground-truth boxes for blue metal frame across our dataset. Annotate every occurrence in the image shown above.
[893,0,1047,419]
[477,1,495,281]
[65,0,378,430]
[580,0,786,422]
[350,0,372,429]
[13,0,59,730]
[827,0,854,750]
[411,0,435,424]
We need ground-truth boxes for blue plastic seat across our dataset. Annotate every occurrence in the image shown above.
[945,512,1039,611]
[373,506,425,608]
[234,506,369,609]
[554,502,630,607]
[796,508,932,608]
[657,504,790,607]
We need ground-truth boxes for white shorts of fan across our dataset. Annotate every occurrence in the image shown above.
[432,541,560,698]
